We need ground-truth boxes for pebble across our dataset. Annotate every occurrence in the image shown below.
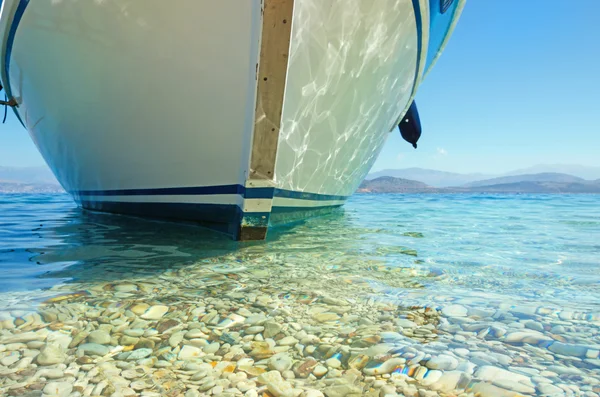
[88,330,111,344]
[312,313,340,323]
[304,390,324,397]
[1,354,20,366]
[492,378,536,394]
[125,328,145,337]
[267,378,294,397]
[431,371,470,392]
[77,342,110,356]
[475,365,532,385]
[269,353,293,372]
[140,305,169,320]
[442,305,468,317]
[127,348,153,360]
[363,358,405,375]
[538,383,566,396]
[504,331,552,344]
[548,342,589,357]
[313,365,328,377]
[426,354,459,370]
[323,384,362,396]
[258,370,284,385]
[0,248,598,397]
[245,315,267,325]
[35,368,64,379]
[36,343,66,365]
[203,342,220,354]
[43,381,73,396]
[179,345,204,360]
[277,336,298,346]
[264,321,283,338]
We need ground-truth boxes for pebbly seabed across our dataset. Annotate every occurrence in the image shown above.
[0,193,599,397]
[1,251,599,397]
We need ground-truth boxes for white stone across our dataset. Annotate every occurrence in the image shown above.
[396,319,417,328]
[124,329,145,337]
[504,331,552,344]
[34,368,64,379]
[1,354,20,366]
[258,370,283,385]
[475,365,532,385]
[313,365,328,377]
[537,383,565,396]
[1,331,45,344]
[140,305,169,320]
[245,326,265,334]
[325,358,341,368]
[179,345,204,360]
[442,305,468,317]
[304,390,324,397]
[36,343,66,365]
[127,348,153,360]
[43,381,73,397]
[267,378,294,397]
[363,358,405,375]
[492,378,536,394]
[185,389,200,397]
[548,342,589,358]
[78,342,110,356]
[430,371,469,392]
[269,353,293,372]
[426,354,458,371]
[169,331,185,347]
[88,330,111,345]
[277,336,298,346]
[203,342,220,354]
[420,370,442,386]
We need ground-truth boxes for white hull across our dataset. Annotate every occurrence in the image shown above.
[0,0,464,239]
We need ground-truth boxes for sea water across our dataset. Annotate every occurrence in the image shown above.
[0,193,598,396]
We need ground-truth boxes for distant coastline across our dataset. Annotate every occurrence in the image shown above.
[2,165,600,194]
[0,182,64,194]
[358,174,600,194]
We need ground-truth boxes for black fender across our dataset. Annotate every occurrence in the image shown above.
[398,101,421,149]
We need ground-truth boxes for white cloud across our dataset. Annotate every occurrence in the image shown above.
[436,147,448,156]
[396,153,404,161]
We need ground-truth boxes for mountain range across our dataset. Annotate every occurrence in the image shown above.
[358,173,600,194]
[0,166,58,185]
[1,164,600,194]
[367,164,600,188]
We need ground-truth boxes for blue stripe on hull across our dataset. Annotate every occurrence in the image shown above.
[77,184,248,197]
[425,0,461,73]
[73,185,350,202]
[4,0,30,127]
[409,0,424,95]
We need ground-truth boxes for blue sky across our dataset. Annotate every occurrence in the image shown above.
[1,1,598,174]
[375,0,600,173]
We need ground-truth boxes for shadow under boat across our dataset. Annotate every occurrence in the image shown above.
[25,202,353,285]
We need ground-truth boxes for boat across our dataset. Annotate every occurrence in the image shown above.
[0,0,465,240]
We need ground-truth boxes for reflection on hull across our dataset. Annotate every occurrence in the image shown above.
[0,0,465,239]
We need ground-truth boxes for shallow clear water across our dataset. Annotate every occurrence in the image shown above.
[0,193,599,397]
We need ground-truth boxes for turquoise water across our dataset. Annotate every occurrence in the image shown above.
[1,193,599,396]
